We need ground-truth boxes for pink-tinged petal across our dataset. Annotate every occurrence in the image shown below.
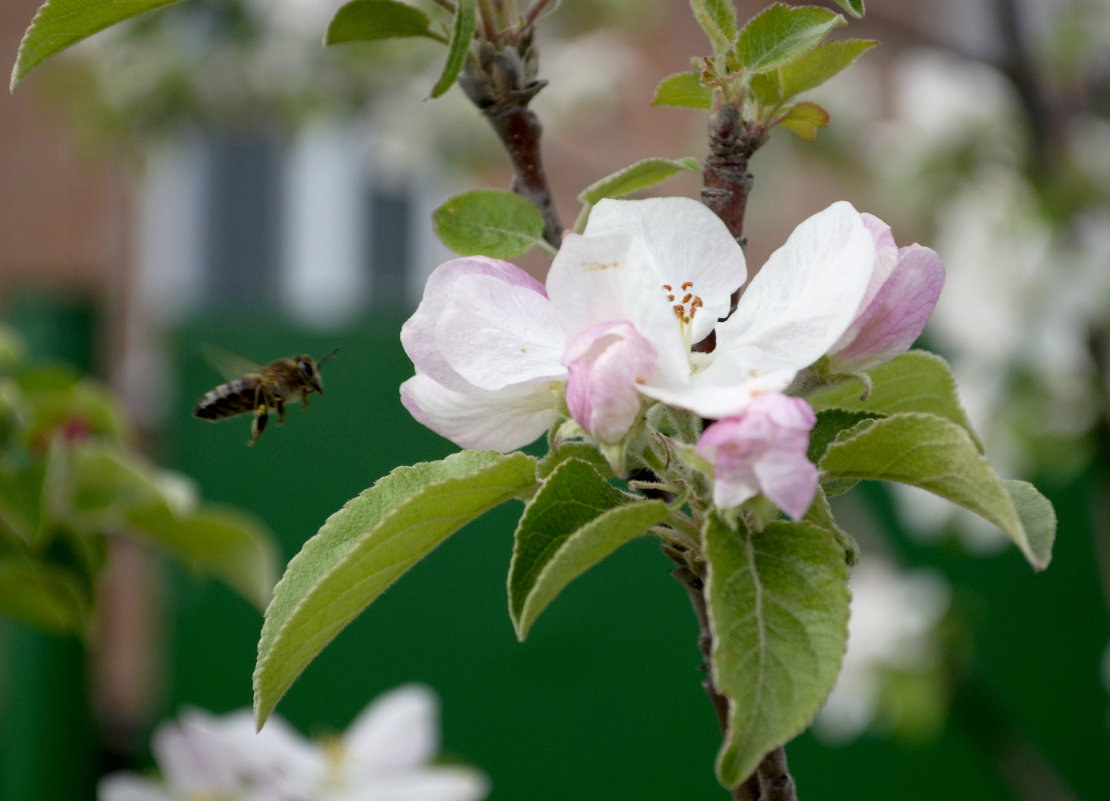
[584,197,747,341]
[831,243,945,371]
[436,273,565,390]
[401,257,549,390]
[717,201,875,371]
[343,685,438,772]
[400,373,562,452]
[695,395,818,520]
[564,321,657,443]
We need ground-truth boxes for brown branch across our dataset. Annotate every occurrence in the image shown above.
[700,105,767,244]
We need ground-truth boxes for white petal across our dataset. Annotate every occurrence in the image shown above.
[585,197,746,340]
[717,201,875,370]
[97,774,175,801]
[333,768,490,801]
[436,273,565,390]
[546,231,689,383]
[400,373,562,452]
[344,685,439,772]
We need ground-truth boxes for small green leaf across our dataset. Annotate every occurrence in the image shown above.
[433,189,549,258]
[777,100,829,140]
[705,513,849,788]
[735,3,844,74]
[578,157,700,206]
[819,413,1054,570]
[774,39,876,99]
[689,0,738,56]
[807,350,983,451]
[808,408,878,464]
[11,0,184,91]
[254,451,536,727]
[429,0,475,98]
[830,0,865,19]
[509,459,667,639]
[0,557,90,634]
[652,71,712,109]
[326,0,440,46]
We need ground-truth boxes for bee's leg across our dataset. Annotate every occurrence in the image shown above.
[249,405,268,445]
[276,398,286,426]
[301,390,310,410]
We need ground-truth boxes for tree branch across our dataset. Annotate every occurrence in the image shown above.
[700,105,767,244]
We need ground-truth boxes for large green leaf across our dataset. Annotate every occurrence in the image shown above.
[433,189,550,258]
[509,459,667,638]
[689,0,738,56]
[254,450,536,726]
[11,0,184,91]
[429,0,475,98]
[807,350,983,451]
[326,0,440,46]
[705,514,849,788]
[735,3,843,75]
[820,413,1054,570]
[651,71,712,109]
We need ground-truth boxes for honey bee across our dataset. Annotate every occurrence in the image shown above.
[193,348,338,445]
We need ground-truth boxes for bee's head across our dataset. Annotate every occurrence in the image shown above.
[299,349,337,394]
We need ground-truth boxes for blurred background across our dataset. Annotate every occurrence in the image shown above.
[2,0,1109,798]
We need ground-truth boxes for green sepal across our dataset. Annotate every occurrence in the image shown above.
[704,512,849,788]
[253,450,536,728]
[326,0,441,46]
[433,189,550,258]
[508,459,667,639]
[819,412,1054,570]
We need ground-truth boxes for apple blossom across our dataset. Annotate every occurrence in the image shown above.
[402,197,887,452]
[827,214,946,373]
[695,394,818,520]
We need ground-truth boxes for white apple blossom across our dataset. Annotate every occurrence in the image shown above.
[401,197,883,451]
[98,686,489,801]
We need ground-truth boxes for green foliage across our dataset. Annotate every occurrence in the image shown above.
[651,71,712,109]
[831,0,865,19]
[325,0,441,46]
[689,0,738,58]
[820,413,1054,570]
[0,328,279,634]
[808,350,984,451]
[253,450,536,726]
[508,459,668,638]
[434,189,551,258]
[776,100,829,140]
[430,0,475,98]
[772,39,877,100]
[704,514,849,788]
[11,0,184,90]
[574,157,701,231]
[734,4,844,75]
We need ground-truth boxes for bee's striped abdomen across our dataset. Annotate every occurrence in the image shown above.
[193,378,259,420]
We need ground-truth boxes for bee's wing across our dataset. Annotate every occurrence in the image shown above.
[201,345,262,380]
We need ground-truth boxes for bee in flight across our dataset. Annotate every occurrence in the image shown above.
[193,348,338,445]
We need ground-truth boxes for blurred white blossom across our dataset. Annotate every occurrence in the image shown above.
[99,685,489,801]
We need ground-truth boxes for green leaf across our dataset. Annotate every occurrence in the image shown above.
[735,3,844,74]
[429,0,475,98]
[689,0,738,56]
[509,459,667,639]
[326,0,439,46]
[433,189,549,258]
[774,39,876,99]
[705,514,849,787]
[126,504,279,611]
[254,450,536,727]
[578,157,700,206]
[0,557,90,634]
[807,351,984,451]
[808,408,878,464]
[804,487,859,565]
[776,100,829,140]
[652,71,712,109]
[830,0,865,19]
[11,0,184,91]
[820,413,1054,570]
